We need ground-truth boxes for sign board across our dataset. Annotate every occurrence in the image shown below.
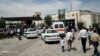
[58,9,65,20]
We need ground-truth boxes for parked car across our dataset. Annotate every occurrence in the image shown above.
[37,27,43,35]
[24,28,38,38]
[41,29,60,43]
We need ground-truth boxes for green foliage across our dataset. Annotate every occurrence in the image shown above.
[0,20,6,28]
[44,15,52,27]
[0,33,5,39]
[39,23,45,28]
[77,21,85,30]
[93,23,99,28]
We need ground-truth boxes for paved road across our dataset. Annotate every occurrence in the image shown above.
[0,33,100,56]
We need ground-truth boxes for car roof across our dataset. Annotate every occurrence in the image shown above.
[52,22,64,24]
[27,28,36,30]
[46,29,56,31]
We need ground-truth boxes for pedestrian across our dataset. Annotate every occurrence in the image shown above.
[91,30,100,56]
[60,34,65,53]
[71,28,75,40]
[78,27,88,53]
[17,28,22,40]
[65,29,73,52]
[7,28,10,38]
[88,28,93,48]
[10,29,14,38]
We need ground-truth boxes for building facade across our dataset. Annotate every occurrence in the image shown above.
[1,12,43,28]
[51,10,100,28]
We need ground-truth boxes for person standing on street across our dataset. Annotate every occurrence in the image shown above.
[78,27,88,53]
[17,28,22,40]
[88,29,93,48]
[10,29,14,38]
[66,29,73,52]
[91,30,100,56]
[60,34,65,53]
[71,28,75,41]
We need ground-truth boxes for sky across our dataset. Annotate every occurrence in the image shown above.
[0,0,100,18]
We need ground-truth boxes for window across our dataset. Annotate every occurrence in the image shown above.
[38,28,42,30]
[60,24,63,28]
[47,30,57,33]
[28,28,36,31]
[72,14,74,16]
[55,24,58,28]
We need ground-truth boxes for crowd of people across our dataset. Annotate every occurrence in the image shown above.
[60,26,100,56]
[4,28,22,40]
[0,25,100,56]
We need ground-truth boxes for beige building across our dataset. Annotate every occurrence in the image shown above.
[51,10,100,28]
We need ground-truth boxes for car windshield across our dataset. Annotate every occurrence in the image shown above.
[28,28,36,31]
[47,30,57,33]
[38,28,42,30]
[60,24,63,28]
[55,24,58,28]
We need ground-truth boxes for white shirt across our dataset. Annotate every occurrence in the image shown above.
[79,29,88,38]
[10,30,13,34]
[71,29,75,33]
[60,39,64,46]
[17,29,20,33]
[65,32,73,40]
[88,31,93,36]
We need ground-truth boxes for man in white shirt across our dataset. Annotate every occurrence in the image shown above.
[10,29,14,38]
[66,29,73,52]
[17,28,22,40]
[78,27,88,53]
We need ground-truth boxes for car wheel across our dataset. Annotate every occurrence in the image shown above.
[36,36,39,38]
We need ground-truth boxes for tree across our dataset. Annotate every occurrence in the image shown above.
[44,15,52,27]
[0,20,6,28]
[93,23,99,28]
[0,20,6,39]
[77,21,86,30]
[39,23,45,28]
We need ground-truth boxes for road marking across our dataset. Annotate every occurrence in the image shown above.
[0,51,9,54]
[0,51,18,54]
[2,51,9,53]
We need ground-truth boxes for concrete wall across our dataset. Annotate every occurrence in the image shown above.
[33,20,43,26]
[80,14,92,28]
[51,14,58,21]
[51,10,100,28]
[5,21,21,24]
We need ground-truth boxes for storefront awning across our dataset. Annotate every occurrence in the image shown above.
[2,16,42,21]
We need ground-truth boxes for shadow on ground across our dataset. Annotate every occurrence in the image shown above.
[64,47,77,52]
[86,48,91,51]
[26,37,39,39]
[46,41,60,44]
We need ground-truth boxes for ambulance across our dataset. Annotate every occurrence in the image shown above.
[52,21,65,34]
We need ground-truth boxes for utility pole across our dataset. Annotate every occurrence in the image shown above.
[69,0,72,12]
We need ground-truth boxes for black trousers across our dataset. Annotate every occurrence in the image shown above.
[10,34,13,38]
[81,37,87,53]
[17,33,22,40]
[68,40,72,51]
[92,41,99,55]
[61,46,64,52]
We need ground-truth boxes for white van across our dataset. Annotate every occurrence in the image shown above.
[52,21,65,34]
